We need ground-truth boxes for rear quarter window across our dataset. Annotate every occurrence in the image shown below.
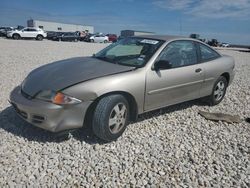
[199,43,220,62]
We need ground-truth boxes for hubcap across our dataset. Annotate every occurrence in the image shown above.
[109,103,127,134]
[214,81,225,101]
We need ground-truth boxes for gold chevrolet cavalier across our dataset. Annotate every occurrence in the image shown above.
[10,35,235,141]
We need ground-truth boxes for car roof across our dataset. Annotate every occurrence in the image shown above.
[134,35,189,42]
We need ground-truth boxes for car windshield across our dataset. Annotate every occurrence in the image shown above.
[94,37,164,67]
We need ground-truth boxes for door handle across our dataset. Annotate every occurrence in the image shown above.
[195,68,202,73]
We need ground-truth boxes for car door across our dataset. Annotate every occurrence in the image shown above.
[22,28,35,38]
[29,28,38,38]
[100,35,106,42]
[63,33,70,41]
[197,42,223,97]
[68,33,74,41]
[144,40,204,111]
[21,28,29,38]
[95,35,102,42]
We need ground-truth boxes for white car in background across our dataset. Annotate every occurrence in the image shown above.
[89,34,109,43]
[221,43,230,47]
[7,27,47,41]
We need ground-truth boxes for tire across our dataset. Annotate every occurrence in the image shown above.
[36,35,43,41]
[13,34,20,40]
[104,40,108,43]
[207,76,228,106]
[92,95,130,141]
[74,38,78,42]
[90,39,94,43]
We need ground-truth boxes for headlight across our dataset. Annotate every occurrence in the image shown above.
[36,90,81,105]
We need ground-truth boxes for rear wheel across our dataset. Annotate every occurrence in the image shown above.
[92,95,129,141]
[90,39,94,43]
[74,38,78,42]
[207,76,228,105]
[104,40,108,43]
[13,34,20,40]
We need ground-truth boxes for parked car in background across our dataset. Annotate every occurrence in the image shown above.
[16,25,25,30]
[0,27,14,37]
[83,33,94,42]
[189,33,200,40]
[117,35,126,41]
[46,31,65,40]
[208,39,219,47]
[7,27,47,40]
[106,34,118,42]
[89,34,109,43]
[0,27,6,37]
[221,43,230,47]
[52,32,80,42]
[10,35,235,141]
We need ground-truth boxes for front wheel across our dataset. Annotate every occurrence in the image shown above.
[92,95,130,141]
[13,34,20,40]
[208,76,228,105]
[36,35,43,41]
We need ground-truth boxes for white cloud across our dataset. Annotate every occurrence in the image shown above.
[153,0,193,10]
[153,0,250,19]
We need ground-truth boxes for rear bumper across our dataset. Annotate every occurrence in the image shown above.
[9,86,92,132]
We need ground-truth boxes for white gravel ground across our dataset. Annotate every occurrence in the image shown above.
[0,38,249,187]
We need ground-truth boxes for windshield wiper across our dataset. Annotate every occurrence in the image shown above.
[115,62,138,68]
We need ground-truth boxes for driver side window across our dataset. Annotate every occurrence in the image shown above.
[157,40,197,68]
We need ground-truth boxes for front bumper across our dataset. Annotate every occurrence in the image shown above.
[9,86,92,132]
[6,33,12,38]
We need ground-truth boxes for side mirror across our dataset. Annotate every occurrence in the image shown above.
[153,60,172,71]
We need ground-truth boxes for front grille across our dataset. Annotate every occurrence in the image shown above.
[11,102,45,123]
[32,115,45,124]
[19,110,28,119]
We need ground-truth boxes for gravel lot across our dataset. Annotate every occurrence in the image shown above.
[0,38,249,187]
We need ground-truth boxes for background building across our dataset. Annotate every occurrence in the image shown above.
[27,19,94,33]
[120,30,155,37]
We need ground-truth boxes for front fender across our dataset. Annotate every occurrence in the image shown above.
[62,69,146,114]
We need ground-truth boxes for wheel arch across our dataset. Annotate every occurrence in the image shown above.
[12,33,20,37]
[221,72,230,84]
[36,34,43,39]
[84,91,138,127]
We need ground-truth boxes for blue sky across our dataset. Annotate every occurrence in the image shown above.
[0,0,250,44]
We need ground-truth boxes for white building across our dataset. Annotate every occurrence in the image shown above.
[27,19,94,33]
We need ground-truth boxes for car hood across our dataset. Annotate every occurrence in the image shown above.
[21,56,135,97]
